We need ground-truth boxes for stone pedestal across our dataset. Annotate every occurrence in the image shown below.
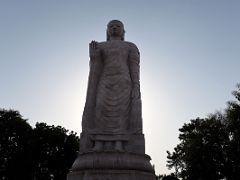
[68,170,155,180]
[67,151,155,180]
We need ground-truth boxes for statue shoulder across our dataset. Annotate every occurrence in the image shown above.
[125,41,139,50]
[97,41,107,49]
[125,41,139,55]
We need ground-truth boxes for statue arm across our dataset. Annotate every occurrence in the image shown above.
[89,41,103,81]
[128,43,140,99]
[84,41,103,112]
[128,42,142,133]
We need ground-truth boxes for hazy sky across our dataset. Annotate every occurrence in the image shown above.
[1,0,240,175]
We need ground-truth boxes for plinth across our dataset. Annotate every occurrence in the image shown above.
[67,152,155,180]
[67,133,156,180]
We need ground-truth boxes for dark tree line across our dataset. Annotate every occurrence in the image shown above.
[167,84,240,180]
[156,174,179,180]
[0,109,79,180]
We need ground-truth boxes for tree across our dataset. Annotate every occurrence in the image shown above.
[167,117,227,179]
[167,84,240,180]
[0,109,33,180]
[223,84,240,179]
[0,109,79,180]
[162,175,179,180]
[31,123,79,180]
[156,173,179,180]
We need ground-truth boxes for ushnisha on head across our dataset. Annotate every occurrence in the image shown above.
[106,20,125,41]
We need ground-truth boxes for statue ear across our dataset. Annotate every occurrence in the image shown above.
[106,29,110,41]
[121,30,125,41]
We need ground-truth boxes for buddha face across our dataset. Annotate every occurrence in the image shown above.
[107,20,125,39]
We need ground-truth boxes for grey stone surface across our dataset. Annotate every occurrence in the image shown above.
[67,170,156,180]
[71,152,154,172]
[79,133,145,154]
[67,20,155,180]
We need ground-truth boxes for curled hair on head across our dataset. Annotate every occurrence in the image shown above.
[106,20,125,41]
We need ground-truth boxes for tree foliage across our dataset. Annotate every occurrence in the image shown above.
[0,109,79,180]
[0,110,33,180]
[156,174,179,180]
[167,84,240,180]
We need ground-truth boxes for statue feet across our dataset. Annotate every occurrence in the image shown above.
[93,140,124,152]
